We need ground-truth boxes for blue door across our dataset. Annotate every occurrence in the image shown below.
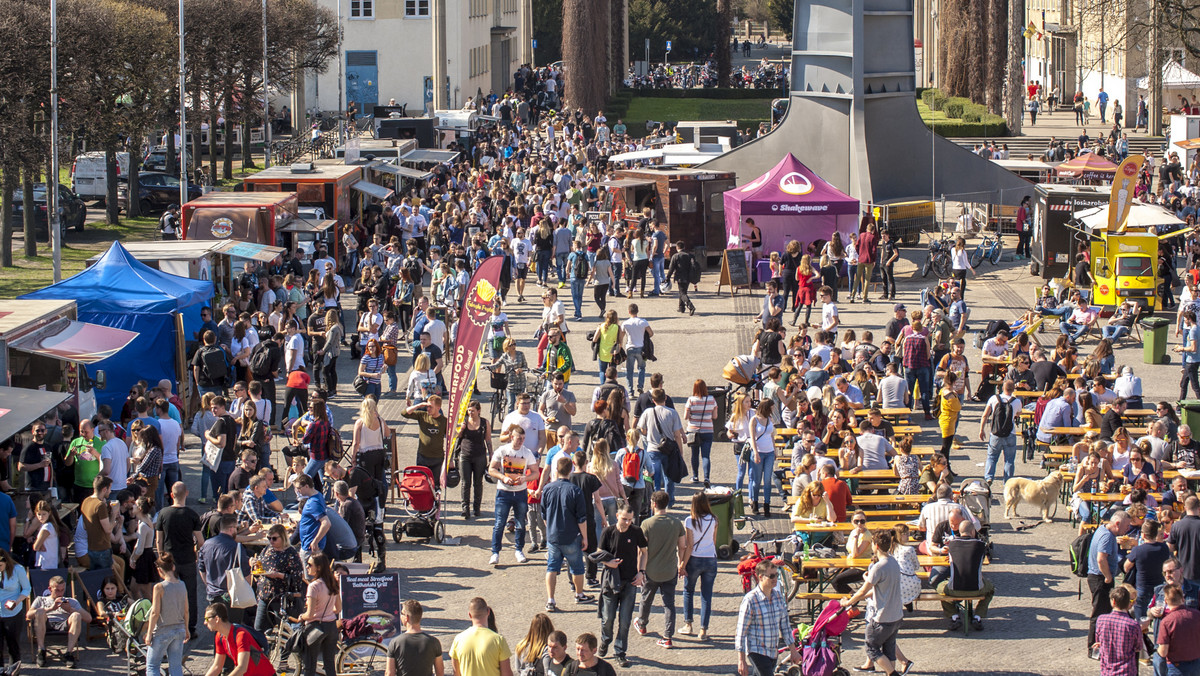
[345,51,378,117]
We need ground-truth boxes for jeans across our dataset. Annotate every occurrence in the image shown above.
[88,548,113,570]
[1102,325,1130,341]
[198,385,224,397]
[537,250,553,285]
[683,556,717,629]
[460,454,488,513]
[733,443,751,493]
[302,620,338,676]
[600,582,637,657]
[160,462,181,507]
[630,259,650,295]
[905,366,933,415]
[1040,305,1072,319]
[599,359,611,382]
[610,263,624,296]
[364,380,381,400]
[749,451,776,507]
[212,459,234,496]
[146,624,187,676]
[570,278,586,318]
[652,255,665,293]
[637,577,676,638]
[881,264,896,297]
[546,535,585,576]
[646,450,676,506]
[625,347,646,392]
[929,566,949,587]
[984,434,1017,483]
[746,652,776,676]
[1061,320,1088,342]
[1169,659,1200,676]
[491,489,529,554]
[387,362,399,392]
[690,432,713,482]
[556,253,569,282]
[1183,361,1200,401]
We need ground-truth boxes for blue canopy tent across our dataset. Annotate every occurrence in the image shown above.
[20,241,214,412]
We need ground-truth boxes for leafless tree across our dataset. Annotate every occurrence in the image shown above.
[562,0,611,112]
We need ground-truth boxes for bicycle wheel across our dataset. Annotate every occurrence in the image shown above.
[932,254,952,279]
[268,613,299,675]
[780,561,799,602]
[490,390,503,429]
[989,239,1003,265]
[969,248,984,269]
[337,639,388,676]
[921,255,932,278]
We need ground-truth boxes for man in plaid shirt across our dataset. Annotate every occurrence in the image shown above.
[1094,586,1141,675]
[900,318,935,420]
[241,476,277,525]
[735,560,799,676]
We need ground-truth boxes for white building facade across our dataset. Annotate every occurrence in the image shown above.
[300,0,531,118]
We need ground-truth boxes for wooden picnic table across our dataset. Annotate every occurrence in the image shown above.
[1072,492,1164,525]
[1045,426,1149,436]
[802,556,949,570]
[852,408,912,419]
[846,494,933,507]
[792,518,921,531]
[781,468,898,480]
[851,425,924,436]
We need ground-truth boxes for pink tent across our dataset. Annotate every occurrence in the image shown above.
[723,153,861,255]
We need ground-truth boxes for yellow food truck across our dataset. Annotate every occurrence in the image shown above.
[1071,203,1191,312]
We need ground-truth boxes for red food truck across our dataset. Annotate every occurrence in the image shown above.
[182,191,298,247]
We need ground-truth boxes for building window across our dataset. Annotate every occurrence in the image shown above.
[469,0,486,18]
[350,0,373,18]
[503,0,517,14]
[470,46,491,77]
[405,0,429,16]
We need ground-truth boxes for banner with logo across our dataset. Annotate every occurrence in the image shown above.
[443,255,505,485]
[1108,155,1145,232]
[340,572,402,642]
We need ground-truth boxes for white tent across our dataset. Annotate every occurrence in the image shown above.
[1073,202,1184,231]
[1137,61,1200,91]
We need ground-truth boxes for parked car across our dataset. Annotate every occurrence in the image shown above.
[70,151,130,203]
[143,146,185,174]
[11,183,88,237]
[117,172,202,214]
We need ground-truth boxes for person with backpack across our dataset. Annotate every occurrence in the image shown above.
[567,240,590,321]
[203,602,275,676]
[192,330,232,397]
[1085,510,1131,655]
[248,333,283,426]
[977,380,1022,487]
[665,241,697,316]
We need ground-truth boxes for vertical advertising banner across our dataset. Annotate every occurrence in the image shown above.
[1108,155,1145,233]
[443,255,505,488]
[340,572,402,642]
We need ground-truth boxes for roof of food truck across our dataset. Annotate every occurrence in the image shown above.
[244,163,363,181]
[183,192,296,208]
[0,299,75,338]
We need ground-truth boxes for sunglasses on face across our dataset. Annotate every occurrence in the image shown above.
[852,519,866,524]
[761,573,778,579]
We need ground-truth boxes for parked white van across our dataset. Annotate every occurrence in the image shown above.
[70,152,130,202]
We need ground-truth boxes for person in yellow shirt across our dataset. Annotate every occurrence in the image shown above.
[450,597,513,676]
[938,372,962,456]
[790,480,835,523]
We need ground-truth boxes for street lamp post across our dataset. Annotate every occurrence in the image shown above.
[263,0,271,168]
[50,0,61,282]
[179,0,190,208]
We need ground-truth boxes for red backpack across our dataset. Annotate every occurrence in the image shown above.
[621,448,642,485]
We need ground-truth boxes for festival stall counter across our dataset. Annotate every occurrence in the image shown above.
[604,168,737,261]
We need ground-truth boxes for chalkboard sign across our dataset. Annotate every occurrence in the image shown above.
[718,249,751,295]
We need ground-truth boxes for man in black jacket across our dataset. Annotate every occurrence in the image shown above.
[1099,397,1127,441]
[665,242,696,316]
[249,333,284,426]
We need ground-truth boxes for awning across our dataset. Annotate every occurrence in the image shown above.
[610,149,663,163]
[401,149,460,164]
[368,160,433,181]
[279,219,337,234]
[601,178,656,189]
[9,317,138,364]
[0,387,70,444]
[350,180,396,201]
[1073,202,1185,231]
[1176,138,1200,150]
[213,241,286,262]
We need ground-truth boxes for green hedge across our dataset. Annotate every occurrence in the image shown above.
[921,89,936,108]
[944,97,972,119]
[930,119,1009,137]
[616,88,781,100]
[931,92,948,111]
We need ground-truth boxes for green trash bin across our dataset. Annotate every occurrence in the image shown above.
[1142,317,1172,365]
[1182,400,1200,434]
[705,489,744,560]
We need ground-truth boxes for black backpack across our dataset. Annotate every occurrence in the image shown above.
[574,253,590,279]
[199,345,233,387]
[1069,531,1092,578]
[989,396,1015,438]
[249,341,274,379]
[687,253,701,284]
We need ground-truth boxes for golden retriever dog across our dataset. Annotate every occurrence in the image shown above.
[1003,471,1064,522]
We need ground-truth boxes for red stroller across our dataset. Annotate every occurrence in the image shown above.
[391,466,445,544]
[777,600,851,676]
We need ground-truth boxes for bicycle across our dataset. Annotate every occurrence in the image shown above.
[742,525,808,603]
[970,230,1004,268]
[481,363,514,429]
[921,234,953,279]
[336,638,389,676]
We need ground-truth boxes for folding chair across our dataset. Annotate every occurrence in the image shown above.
[25,567,87,656]
[75,567,118,644]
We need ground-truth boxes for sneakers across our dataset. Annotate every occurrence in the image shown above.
[545,600,558,612]
[36,652,46,669]
[598,644,609,658]
[616,655,632,668]
[488,553,500,566]
[515,550,528,564]
[948,616,964,632]
[586,577,600,588]
[63,652,77,669]
[656,638,673,649]
[698,628,709,641]
[679,622,693,635]
[633,619,647,636]
[574,593,595,604]
[970,617,984,631]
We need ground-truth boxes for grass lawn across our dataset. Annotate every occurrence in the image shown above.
[620,97,772,137]
[916,100,954,124]
[0,216,160,298]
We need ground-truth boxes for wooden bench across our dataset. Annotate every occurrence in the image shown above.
[792,590,991,634]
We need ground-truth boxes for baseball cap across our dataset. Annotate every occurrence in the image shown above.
[894,303,906,312]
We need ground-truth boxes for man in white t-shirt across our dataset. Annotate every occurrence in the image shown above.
[501,393,548,458]
[636,388,686,506]
[820,286,839,336]
[487,426,539,565]
[621,304,653,394]
[155,399,184,505]
[423,313,448,352]
[284,321,305,371]
[98,423,129,491]
[357,299,384,346]
[974,330,1009,402]
[978,379,1022,485]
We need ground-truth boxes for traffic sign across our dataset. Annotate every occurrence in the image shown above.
[532,39,538,49]
[666,40,672,52]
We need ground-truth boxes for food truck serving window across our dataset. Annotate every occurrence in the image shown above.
[1117,256,1152,276]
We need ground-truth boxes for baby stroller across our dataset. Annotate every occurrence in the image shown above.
[778,600,851,676]
[110,598,152,675]
[959,478,994,557]
[391,466,445,544]
[723,354,766,408]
